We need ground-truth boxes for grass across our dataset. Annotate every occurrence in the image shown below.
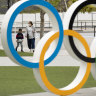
[0,50,33,57]
[0,66,95,96]
[0,50,96,96]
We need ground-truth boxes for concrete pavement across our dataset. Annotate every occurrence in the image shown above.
[0,45,81,66]
[13,87,96,96]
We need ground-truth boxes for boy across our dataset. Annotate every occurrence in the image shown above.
[16,29,24,52]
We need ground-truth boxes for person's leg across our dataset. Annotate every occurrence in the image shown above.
[20,42,24,52]
[28,39,33,52]
[32,38,35,53]
[27,39,31,50]
[30,39,33,52]
[16,42,19,51]
[33,38,35,49]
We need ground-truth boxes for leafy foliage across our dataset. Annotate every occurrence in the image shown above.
[0,0,96,13]
[68,0,96,13]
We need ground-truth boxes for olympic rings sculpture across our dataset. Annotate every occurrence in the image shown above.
[1,0,96,95]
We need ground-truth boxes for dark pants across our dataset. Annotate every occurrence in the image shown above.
[27,38,35,49]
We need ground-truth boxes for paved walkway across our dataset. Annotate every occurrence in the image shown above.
[13,87,96,96]
[0,47,81,66]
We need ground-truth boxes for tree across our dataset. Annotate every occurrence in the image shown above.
[7,0,10,9]
[40,0,50,39]
[40,0,62,39]
[40,9,45,38]
[40,0,70,38]
[57,0,70,12]
[7,0,18,9]
[68,0,96,13]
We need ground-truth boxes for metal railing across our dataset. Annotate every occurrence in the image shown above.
[0,21,96,36]
[73,21,96,30]
[94,26,96,37]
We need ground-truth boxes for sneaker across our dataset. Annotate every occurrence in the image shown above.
[30,49,33,53]
[21,50,24,52]
[16,48,17,51]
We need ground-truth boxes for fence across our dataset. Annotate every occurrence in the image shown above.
[73,21,96,37]
[94,26,96,37]
[73,21,96,30]
[0,12,96,36]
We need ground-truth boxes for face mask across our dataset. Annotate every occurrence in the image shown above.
[28,24,32,27]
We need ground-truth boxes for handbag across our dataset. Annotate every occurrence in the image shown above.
[27,28,29,39]
[27,33,29,39]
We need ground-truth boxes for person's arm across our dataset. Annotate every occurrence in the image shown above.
[25,27,27,38]
[16,33,18,39]
[34,27,36,32]
[33,26,36,38]
[16,33,19,42]
[22,34,24,39]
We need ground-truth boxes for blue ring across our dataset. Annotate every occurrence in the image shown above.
[7,0,64,68]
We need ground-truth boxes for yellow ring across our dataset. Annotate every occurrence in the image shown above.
[39,30,91,95]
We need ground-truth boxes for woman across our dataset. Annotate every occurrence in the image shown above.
[25,21,36,53]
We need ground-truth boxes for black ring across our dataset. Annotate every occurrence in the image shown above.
[69,0,96,63]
